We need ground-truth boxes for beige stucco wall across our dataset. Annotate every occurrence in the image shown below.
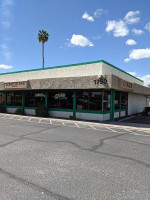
[0,63,103,82]
[0,61,142,85]
[128,93,147,115]
[102,63,143,85]
[0,75,112,90]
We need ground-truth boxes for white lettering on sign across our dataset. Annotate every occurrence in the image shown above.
[122,80,132,89]
[4,82,27,89]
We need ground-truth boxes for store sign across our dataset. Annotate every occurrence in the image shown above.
[4,81,28,89]
[55,93,66,99]
[122,80,132,89]
[94,76,107,85]
[35,93,45,97]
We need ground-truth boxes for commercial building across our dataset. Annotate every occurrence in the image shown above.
[0,60,150,121]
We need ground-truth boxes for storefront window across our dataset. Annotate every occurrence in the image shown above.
[103,90,110,111]
[115,91,120,110]
[48,91,73,109]
[25,91,45,107]
[76,91,102,111]
[6,91,22,106]
[0,92,4,105]
[121,92,128,109]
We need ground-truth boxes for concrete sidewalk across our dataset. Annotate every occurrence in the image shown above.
[0,113,150,131]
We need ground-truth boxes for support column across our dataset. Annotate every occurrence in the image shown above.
[45,91,48,108]
[73,91,76,118]
[119,91,121,117]
[110,89,115,121]
[4,91,6,107]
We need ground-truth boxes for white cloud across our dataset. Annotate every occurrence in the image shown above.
[125,48,150,62]
[1,0,13,6]
[1,9,11,18]
[0,64,13,69]
[132,28,144,35]
[1,44,8,49]
[106,20,129,37]
[124,58,130,63]
[127,71,150,86]
[82,12,94,22]
[0,0,13,29]
[70,34,94,47]
[140,75,150,86]
[145,23,150,32]
[1,21,10,28]
[106,10,141,37]
[124,10,140,24]
[92,35,102,40]
[126,39,137,45]
[94,9,107,18]
[4,51,11,60]
[128,71,137,76]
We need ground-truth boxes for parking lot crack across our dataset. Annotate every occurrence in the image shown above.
[115,138,150,148]
[0,138,21,149]
[22,137,150,168]
[0,167,74,200]
[91,133,126,151]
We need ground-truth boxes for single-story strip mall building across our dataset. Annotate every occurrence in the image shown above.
[0,60,150,121]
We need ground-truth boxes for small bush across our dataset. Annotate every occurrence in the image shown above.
[35,106,49,117]
[0,105,6,113]
[69,115,76,120]
[15,108,24,115]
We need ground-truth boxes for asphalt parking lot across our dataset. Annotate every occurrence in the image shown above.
[119,114,150,125]
[0,113,150,200]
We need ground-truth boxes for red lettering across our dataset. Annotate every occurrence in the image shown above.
[123,81,132,89]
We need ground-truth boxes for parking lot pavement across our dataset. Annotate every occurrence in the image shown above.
[0,114,150,200]
[120,114,150,123]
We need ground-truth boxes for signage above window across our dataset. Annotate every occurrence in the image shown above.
[94,76,107,85]
[122,80,132,89]
[4,81,28,90]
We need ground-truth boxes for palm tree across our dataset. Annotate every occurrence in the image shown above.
[38,30,49,68]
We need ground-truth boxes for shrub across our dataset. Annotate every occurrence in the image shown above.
[35,106,49,117]
[0,105,6,113]
[15,108,24,115]
[69,115,76,120]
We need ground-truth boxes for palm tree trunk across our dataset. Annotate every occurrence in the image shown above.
[42,42,44,68]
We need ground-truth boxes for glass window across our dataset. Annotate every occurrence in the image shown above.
[6,91,22,106]
[115,91,120,110]
[76,91,102,111]
[103,90,110,111]
[121,92,128,109]
[0,92,4,105]
[35,92,45,107]
[25,91,45,107]
[48,91,73,109]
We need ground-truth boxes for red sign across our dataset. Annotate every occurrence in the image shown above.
[123,80,132,89]
[4,82,27,89]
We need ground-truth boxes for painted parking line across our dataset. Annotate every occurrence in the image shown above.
[75,123,93,129]
[40,119,51,124]
[12,116,22,120]
[30,118,41,123]
[51,120,63,125]
[0,113,150,136]
[63,122,77,127]
[2,115,12,119]
[105,127,117,132]
[20,116,31,121]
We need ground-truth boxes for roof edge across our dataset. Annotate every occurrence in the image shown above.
[0,59,143,83]
[101,60,143,83]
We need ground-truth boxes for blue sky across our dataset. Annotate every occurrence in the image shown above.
[0,0,150,85]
